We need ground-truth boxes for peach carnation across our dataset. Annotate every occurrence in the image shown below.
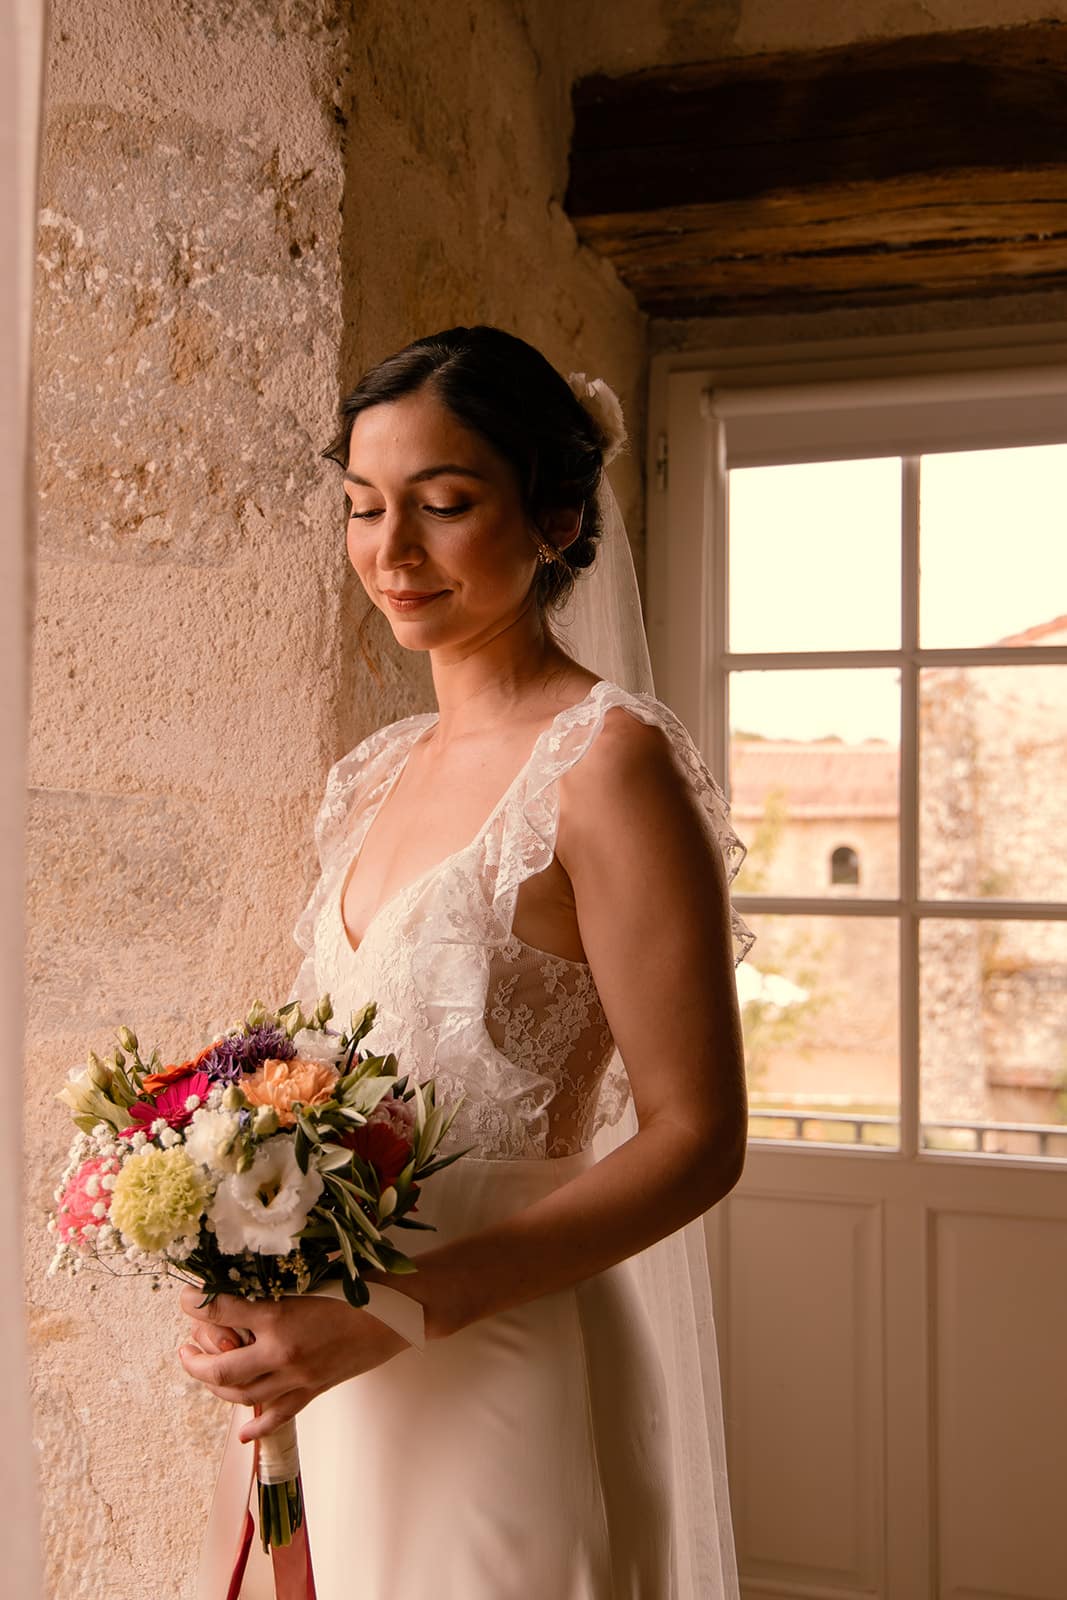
[241,1057,339,1126]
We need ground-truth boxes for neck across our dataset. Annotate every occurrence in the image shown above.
[426,600,572,740]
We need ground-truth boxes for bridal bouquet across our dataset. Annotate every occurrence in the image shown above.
[49,993,465,1554]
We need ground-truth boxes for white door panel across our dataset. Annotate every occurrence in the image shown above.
[706,1148,1067,1600]
[651,349,1067,1600]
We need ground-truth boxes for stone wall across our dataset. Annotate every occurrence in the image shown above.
[920,652,1067,1130]
[328,1,648,748]
[26,3,645,1595]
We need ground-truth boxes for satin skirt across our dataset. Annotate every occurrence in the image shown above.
[210,1150,676,1599]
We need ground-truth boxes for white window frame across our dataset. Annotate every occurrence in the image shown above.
[646,327,1067,1166]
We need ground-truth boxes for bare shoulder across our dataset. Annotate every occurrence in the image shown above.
[562,704,687,799]
[557,705,711,861]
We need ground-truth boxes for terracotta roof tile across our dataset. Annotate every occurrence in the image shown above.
[729,740,899,818]
[992,614,1067,647]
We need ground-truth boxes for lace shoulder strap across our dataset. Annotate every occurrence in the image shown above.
[493,679,754,965]
[291,713,437,975]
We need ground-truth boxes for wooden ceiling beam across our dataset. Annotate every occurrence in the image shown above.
[565,24,1067,317]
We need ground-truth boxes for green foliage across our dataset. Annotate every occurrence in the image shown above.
[735,786,787,896]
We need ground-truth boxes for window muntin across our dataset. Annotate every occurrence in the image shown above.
[718,430,1067,1163]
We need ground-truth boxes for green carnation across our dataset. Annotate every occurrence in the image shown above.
[110,1146,209,1252]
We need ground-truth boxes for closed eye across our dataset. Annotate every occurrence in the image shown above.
[347,503,473,521]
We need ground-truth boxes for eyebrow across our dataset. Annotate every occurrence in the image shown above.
[343,464,488,487]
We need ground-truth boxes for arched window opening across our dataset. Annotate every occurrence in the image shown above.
[831,845,860,886]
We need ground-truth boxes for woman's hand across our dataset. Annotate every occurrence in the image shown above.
[177,1286,410,1441]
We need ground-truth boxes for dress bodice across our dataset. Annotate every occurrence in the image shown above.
[290,680,752,1161]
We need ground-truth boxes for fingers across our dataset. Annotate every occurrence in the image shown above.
[180,1285,265,1329]
[239,1389,313,1444]
[178,1338,269,1402]
[188,1321,245,1356]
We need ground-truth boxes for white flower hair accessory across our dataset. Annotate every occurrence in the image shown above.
[567,372,628,465]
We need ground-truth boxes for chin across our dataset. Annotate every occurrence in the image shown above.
[382,615,455,652]
[387,628,437,653]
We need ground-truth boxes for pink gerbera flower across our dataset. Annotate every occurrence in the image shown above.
[123,1071,211,1137]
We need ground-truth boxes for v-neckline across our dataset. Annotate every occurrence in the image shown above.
[337,682,603,957]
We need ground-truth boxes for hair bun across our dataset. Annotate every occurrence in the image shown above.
[567,372,627,465]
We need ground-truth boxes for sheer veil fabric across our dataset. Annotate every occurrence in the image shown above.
[553,376,752,1598]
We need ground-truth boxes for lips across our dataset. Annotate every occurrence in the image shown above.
[382,589,447,611]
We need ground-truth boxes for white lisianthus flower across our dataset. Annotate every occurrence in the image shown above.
[290,1027,345,1067]
[184,1106,243,1175]
[209,1135,324,1256]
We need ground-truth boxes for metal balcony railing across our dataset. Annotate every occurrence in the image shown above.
[748,1109,1067,1159]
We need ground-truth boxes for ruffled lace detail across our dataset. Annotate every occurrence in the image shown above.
[290,681,752,1160]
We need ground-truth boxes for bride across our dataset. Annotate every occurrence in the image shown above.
[179,325,752,1600]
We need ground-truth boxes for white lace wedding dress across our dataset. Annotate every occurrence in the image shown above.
[199,679,751,1600]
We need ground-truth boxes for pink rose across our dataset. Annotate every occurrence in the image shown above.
[367,1094,417,1142]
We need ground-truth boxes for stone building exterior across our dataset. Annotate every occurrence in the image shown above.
[920,616,1067,1131]
[729,617,1067,1136]
[730,739,901,1114]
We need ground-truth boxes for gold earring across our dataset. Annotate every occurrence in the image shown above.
[534,505,583,567]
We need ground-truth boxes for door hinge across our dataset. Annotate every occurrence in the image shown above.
[655,431,669,492]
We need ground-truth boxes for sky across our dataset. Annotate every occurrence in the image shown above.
[727,444,1067,743]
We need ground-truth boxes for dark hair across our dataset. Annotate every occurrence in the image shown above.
[323,325,609,610]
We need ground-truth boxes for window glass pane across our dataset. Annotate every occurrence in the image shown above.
[741,913,899,1149]
[730,670,899,897]
[919,664,1067,901]
[919,445,1067,648]
[728,457,901,653]
[921,919,1067,1159]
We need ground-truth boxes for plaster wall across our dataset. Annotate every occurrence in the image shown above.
[26,3,644,1596]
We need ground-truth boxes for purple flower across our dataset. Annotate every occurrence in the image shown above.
[201,1024,297,1083]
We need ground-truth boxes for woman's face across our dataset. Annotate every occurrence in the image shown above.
[343,386,546,655]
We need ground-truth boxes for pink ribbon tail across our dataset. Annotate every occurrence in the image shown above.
[197,1409,317,1600]
[225,1510,255,1600]
[269,1520,316,1600]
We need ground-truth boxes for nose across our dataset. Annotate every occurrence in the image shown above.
[374,506,425,572]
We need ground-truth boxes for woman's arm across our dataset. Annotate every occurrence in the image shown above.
[180,709,747,1434]
[401,708,747,1339]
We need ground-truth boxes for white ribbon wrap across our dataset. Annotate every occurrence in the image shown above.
[256,1416,301,1486]
[311,1278,427,1352]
